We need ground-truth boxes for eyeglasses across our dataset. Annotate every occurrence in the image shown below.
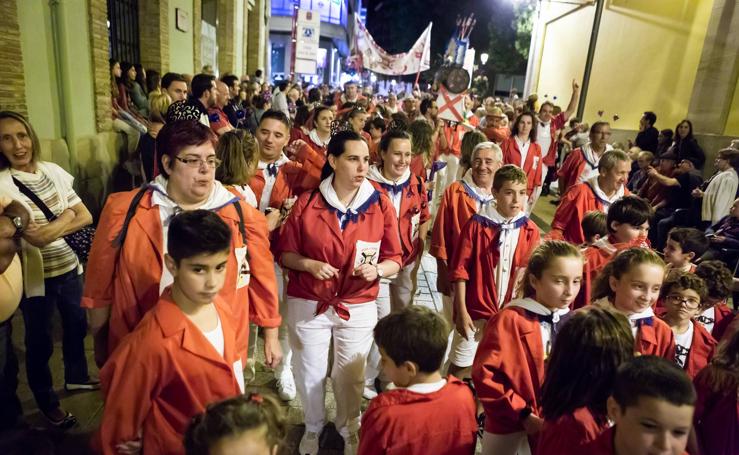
[666,294,701,309]
[174,156,221,169]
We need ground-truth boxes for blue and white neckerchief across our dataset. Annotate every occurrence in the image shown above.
[627,307,655,337]
[257,153,290,178]
[507,297,570,356]
[579,143,614,183]
[585,176,624,213]
[319,176,380,230]
[366,165,412,196]
[472,208,528,247]
[461,170,494,209]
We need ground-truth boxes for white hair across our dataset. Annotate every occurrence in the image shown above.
[471,141,503,163]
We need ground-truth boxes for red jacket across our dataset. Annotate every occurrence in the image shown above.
[98,294,243,455]
[449,215,540,319]
[82,189,280,360]
[693,368,739,455]
[577,426,689,455]
[683,321,717,379]
[636,317,676,359]
[429,181,478,263]
[368,175,430,267]
[248,160,322,211]
[501,136,543,197]
[358,376,478,455]
[549,183,630,245]
[472,306,546,434]
[541,112,567,167]
[537,407,607,455]
[278,188,402,319]
[709,303,736,341]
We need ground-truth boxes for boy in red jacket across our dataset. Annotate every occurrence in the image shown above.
[358,306,477,455]
[579,356,695,455]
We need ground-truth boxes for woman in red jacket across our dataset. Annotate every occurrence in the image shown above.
[279,130,402,455]
[501,112,542,213]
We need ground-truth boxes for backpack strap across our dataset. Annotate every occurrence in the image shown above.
[232,199,248,250]
[112,186,151,248]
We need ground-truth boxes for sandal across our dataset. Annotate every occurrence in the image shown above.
[42,409,78,430]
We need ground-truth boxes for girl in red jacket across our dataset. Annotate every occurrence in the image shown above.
[537,306,635,455]
[472,240,583,455]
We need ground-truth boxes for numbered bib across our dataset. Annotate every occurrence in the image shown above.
[353,240,381,269]
[411,213,421,241]
[235,246,250,289]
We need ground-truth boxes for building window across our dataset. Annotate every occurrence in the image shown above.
[107,0,140,64]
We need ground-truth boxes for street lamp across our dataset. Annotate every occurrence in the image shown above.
[480,53,489,66]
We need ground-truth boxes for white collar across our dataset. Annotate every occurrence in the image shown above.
[588,176,624,204]
[366,164,411,186]
[461,169,494,203]
[582,142,614,165]
[318,175,376,214]
[627,307,655,324]
[478,204,526,227]
[507,297,570,321]
[258,153,290,170]
[309,129,329,147]
[150,175,238,211]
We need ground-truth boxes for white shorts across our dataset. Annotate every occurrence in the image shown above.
[448,318,487,368]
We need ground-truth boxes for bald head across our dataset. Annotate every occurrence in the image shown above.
[215,81,230,108]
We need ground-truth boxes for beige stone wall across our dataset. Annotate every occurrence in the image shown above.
[193,0,202,72]
[0,0,27,116]
[247,0,266,74]
[139,0,170,74]
[217,0,236,75]
[89,0,112,132]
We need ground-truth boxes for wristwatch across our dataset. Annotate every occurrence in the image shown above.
[2,215,24,238]
[376,265,384,279]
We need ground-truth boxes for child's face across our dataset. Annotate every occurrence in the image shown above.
[663,286,701,323]
[662,239,691,267]
[611,220,649,243]
[610,263,664,315]
[165,250,230,306]
[637,154,651,169]
[608,396,694,455]
[210,425,277,455]
[379,347,412,388]
[529,256,584,310]
[492,181,528,219]
[730,199,739,218]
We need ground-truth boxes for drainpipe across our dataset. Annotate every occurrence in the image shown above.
[577,0,605,120]
[48,0,77,170]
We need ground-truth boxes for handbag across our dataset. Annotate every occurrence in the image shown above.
[12,176,95,262]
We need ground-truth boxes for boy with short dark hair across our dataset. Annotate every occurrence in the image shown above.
[581,210,607,246]
[663,227,709,273]
[580,356,696,455]
[694,260,736,341]
[99,211,245,455]
[658,271,716,378]
[358,306,477,455]
[579,195,653,307]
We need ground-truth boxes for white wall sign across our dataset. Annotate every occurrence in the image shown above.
[295,9,321,75]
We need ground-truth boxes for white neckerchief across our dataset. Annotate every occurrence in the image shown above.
[579,143,614,183]
[319,175,377,231]
[150,175,239,294]
[404,379,447,394]
[366,164,411,218]
[257,153,290,211]
[309,129,329,148]
[461,169,495,211]
[479,205,526,302]
[514,136,531,168]
[591,235,617,255]
[508,297,570,355]
[587,176,624,213]
[626,307,655,337]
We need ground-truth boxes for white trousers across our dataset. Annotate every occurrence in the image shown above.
[448,319,487,368]
[287,298,377,436]
[431,154,460,222]
[365,261,416,384]
[481,431,531,455]
[527,164,546,214]
[440,293,454,372]
[274,264,293,381]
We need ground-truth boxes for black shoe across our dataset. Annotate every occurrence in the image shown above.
[42,410,77,430]
[549,199,560,206]
[476,412,485,439]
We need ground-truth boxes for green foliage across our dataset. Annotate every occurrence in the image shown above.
[484,0,534,75]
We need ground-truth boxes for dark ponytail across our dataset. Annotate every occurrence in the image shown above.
[320,130,364,181]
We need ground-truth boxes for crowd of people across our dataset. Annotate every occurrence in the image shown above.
[0,64,738,455]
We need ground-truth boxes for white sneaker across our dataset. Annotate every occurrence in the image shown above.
[362,384,378,400]
[299,430,319,455]
[343,432,359,455]
[276,373,296,401]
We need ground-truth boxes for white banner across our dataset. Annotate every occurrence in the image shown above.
[351,16,432,76]
[295,9,321,74]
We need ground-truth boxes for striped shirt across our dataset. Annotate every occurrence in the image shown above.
[11,168,80,278]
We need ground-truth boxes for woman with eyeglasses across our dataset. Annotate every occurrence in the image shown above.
[83,120,282,373]
[278,130,402,455]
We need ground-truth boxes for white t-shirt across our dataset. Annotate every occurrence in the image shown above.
[697,306,715,334]
[673,322,694,368]
[514,136,531,168]
[537,122,552,158]
[201,313,225,358]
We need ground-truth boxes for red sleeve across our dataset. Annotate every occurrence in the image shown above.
[358,405,388,455]
[550,186,584,244]
[379,195,403,267]
[82,191,133,309]
[449,218,476,282]
[242,203,281,327]
[557,149,578,181]
[293,142,325,192]
[419,178,431,224]
[276,191,311,258]
[430,187,454,261]
[99,331,158,455]
[553,112,567,130]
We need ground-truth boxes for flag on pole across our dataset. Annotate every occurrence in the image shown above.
[350,16,432,76]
